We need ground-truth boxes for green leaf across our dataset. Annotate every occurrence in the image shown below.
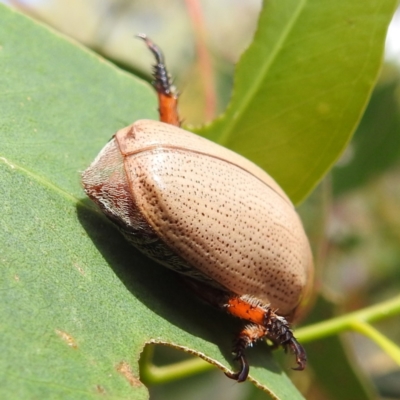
[194,0,397,204]
[332,72,400,196]
[0,4,303,399]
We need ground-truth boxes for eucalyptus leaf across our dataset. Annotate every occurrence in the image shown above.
[1,0,397,398]
[333,76,400,195]
[194,0,397,204]
[0,4,303,399]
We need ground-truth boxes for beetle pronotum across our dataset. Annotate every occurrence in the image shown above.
[82,34,314,382]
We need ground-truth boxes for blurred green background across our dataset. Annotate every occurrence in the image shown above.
[3,1,400,399]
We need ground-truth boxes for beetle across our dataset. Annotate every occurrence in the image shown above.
[82,34,314,382]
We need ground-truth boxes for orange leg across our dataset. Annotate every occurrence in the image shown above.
[181,278,307,381]
[225,315,306,382]
[225,298,306,381]
[224,324,267,382]
[137,34,180,127]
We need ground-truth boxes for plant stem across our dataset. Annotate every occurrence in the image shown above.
[350,320,400,366]
[296,294,400,343]
[139,345,213,385]
[141,295,400,384]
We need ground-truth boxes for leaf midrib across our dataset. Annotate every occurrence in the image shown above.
[218,0,307,146]
[0,155,90,209]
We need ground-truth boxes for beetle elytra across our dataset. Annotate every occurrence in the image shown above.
[82,34,314,382]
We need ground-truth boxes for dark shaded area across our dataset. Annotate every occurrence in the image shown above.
[374,369,400,399]
[76,198,281,376]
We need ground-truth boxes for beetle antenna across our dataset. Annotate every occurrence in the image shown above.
[136,33,180,127]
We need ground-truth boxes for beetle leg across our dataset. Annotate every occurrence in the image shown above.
[224,352,249,382]
[286,337,307,371]
[173,280,307,377]
[137,33,180,127]
[264,310,307,371]
[225,324,267,382]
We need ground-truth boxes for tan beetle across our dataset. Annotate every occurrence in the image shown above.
[82,34,314,382]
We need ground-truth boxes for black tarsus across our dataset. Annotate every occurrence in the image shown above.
[224,351,249,383]
[136,33,176,96]
[265,313,307,371]
[287,337,307,371]
[136,33,165,64]
[225,326,255,382]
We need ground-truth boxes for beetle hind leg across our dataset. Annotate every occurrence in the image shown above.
[286,336,307,371]
[264,310,307,371]
[225,324,267,382]
[226,310,307,381]
[224,352,249,382]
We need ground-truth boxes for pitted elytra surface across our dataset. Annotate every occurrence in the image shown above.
[96,120,312,316]
[117,120,291,203]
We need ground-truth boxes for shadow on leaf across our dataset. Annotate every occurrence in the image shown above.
[76,197,282,377]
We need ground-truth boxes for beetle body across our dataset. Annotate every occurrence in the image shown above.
[83,119,312,320]
[82,35,313,382]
